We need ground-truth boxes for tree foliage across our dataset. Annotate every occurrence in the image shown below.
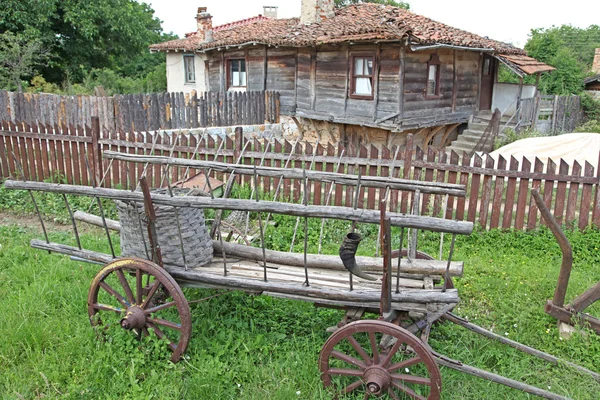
[0,0,175,92]
[0,31,49,91]
[334,0,410,10]
[499,24,600,96]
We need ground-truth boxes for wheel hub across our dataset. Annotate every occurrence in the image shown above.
[364,366,391,395]
[120,306,146,330]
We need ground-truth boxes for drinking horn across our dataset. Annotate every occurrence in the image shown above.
[339,232,378,281]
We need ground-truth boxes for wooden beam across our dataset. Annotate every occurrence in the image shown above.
[310,47,317,111]
[101,151,467,196]
[398,46,405,118]
[373,43,381,122]
[6,180,474,234]
[452,49,458,112]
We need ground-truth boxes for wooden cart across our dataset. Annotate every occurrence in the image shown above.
[4,151,598,400]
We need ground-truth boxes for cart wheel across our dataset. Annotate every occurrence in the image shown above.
[87,258,192,362]
[319,320,441,399]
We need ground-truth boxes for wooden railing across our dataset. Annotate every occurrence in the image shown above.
[0,90,280,133]
[2,121,599,231]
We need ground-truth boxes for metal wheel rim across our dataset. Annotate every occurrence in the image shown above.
[87,257,192,362]
[319,320,442,399]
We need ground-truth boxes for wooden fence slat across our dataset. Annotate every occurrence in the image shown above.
[412,147,425,213]
[540,159,556,227]
[344,144,356,208]
[565,161,582,227]
[593,153,600,227]
[432,150,446,217]
[31,122,45,182]
[501,156,519,229]
[578,161,594,230]
[554,159,569,224]
[367,145,378,210]
[335,144,345,207]
[526,157,544,231]
[400,134,414,214]
[489,155,506,229]
[445,150,460,220]
[467,153,482,223]
[514,157,532,230]
[455,151,469,221]
[358,144,368,209]
[380,145,390,211]
[70,124,82,185]
[313,143,324,205]
[0,123,9,178]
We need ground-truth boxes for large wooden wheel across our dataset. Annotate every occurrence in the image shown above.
[87,258,192,362]
[319,320,442,399]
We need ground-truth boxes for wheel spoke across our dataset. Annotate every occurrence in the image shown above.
[331,350,366,369]
[343,379,364,394]
[115,269,135,304]
[380,338,404,367]
[93,303,125,314]
[390,374,431,386]
[391,380,427,400]
[140,281,163,309]
[136,268,143,305]
[99,281,129,307]
[146,321,177,351]
[148,317,182,331]
[369,332,379,364]
[327,368,364,377]
[346,335,373,366]
[388,356,422,372]
[387,388,400,400]
[145,301,176,314]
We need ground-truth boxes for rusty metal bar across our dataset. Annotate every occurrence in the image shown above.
[62,194,81,250]
[443,234,457,292]
[531,189,573,307]
[84,154,115,258]
[253,167,268,281]
[444,312,600,382]
[317,148,346,255]
[11,153,50,248]
[433,352,571,400]
[395,227,405,294]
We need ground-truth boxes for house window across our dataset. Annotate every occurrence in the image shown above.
[351,55,375,99]
[184,55,195,83]
[228,59,247,88]
[426,54,441,97]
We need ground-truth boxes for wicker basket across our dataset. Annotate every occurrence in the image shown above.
[115,189,213,268]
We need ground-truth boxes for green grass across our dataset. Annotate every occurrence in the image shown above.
[1,209,600,398]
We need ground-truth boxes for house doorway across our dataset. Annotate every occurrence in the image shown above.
[480,54,496,110]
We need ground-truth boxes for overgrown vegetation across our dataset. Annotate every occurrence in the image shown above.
[499,25,600,97]
[493,127,546,150]
[0,0,175,94]
[0,186,599,398]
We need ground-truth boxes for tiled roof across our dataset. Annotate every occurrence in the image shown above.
[184,15,271,38]
[496,54,556,76]
[584,74,600,84]
[150,3,525,55]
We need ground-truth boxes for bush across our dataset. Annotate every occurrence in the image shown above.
[494,128,546,150]
[575,119,600,133]
[581,92,600,121]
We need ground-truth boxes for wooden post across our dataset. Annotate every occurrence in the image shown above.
[91,117,103,185]
[515,77,523,132]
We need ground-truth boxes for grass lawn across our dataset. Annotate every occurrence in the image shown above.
[1,210,599,399]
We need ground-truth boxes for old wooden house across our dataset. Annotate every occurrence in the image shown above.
[151,1,553,150]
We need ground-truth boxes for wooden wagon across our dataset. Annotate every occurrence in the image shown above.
[4,149,598,400]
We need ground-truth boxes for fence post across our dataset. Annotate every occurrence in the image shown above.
[91,116,103,185]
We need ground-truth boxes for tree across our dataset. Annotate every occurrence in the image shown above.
[334,0,410,10]
[0,31,49,91]
[0,0,175,85]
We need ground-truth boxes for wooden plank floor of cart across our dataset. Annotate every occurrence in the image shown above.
[165,258,460,313]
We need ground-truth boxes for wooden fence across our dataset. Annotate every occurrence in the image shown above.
[1,119,599,231]
[520,94,584,134]
[0,90,280,133]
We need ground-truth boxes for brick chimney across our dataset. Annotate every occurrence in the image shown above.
[301,0,335,25]
[196,7,214,42]
[593,48,600,74]
[263,6,278,19]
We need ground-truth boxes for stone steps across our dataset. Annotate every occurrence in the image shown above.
[445,112,513,156]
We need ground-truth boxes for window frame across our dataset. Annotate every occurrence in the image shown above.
[425,54,441,99]
[349,54,376,100]
[183,54,196,84]
[226,58,248,89]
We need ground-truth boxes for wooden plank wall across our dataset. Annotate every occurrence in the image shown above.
[1,123,599,231]
[0,90,280,132]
